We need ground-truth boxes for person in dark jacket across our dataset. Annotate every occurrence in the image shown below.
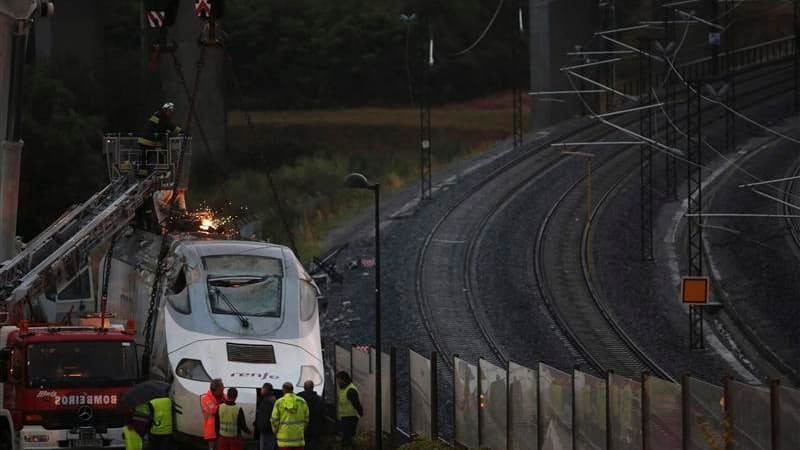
[297,380,323,450]
[254,383,277,450]
[138,102,182,149]
[215,387,251,450]
[136,102,182,174]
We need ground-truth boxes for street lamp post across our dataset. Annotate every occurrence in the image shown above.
[344,173,382,450]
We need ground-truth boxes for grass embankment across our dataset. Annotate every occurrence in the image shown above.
[192,94,529,260]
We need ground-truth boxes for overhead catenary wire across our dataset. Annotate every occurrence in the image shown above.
[564,72,707,168]
[580,22,800,207]
[565,57,800,251]
[648,86,800,204]
[449,0,505,56]
[585,16,800,151]
[220,43,298,255]
[143,44,210,377]
[662,51,800,146]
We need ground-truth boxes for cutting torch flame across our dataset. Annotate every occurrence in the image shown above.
[185,204,239,236]
[199,217,215,231]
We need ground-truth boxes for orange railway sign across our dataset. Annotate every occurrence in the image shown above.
[682,276,709,304]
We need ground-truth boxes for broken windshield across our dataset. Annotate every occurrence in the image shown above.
[204,255,283,318]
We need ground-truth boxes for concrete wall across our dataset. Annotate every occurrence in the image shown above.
[529,0,600,129]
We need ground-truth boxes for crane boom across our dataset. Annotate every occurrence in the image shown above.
[1,176,157,321]
[1,135,191,323]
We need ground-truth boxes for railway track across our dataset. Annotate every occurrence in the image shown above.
[537,65,795,380]
[413,57,795,376]
[414,126,601,370]
[783,162,800,249]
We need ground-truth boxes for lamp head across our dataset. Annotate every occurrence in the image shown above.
[345,173,374,190]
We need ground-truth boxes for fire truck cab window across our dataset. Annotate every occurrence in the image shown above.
[26,341,137,388]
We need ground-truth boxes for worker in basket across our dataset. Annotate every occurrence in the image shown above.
[137,102,183,175]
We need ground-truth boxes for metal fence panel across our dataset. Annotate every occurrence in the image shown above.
[780,385,800,450]
[729,381,770,450]
[480,359,508,450]
[352,346,375,434]
[608,374,642,450]
[335,344,351,375]
[454,357,480,448]
[509,362,538,450]
[381,351,392,434]
[644,376,681,450]
[686,377,724,450]
[574,370,606,450]
[409,349,432,437]
[539,363,573,450]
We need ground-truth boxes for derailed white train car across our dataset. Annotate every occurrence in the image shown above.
[103,231,325,441]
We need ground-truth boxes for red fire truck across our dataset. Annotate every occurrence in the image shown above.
[0,320,139,450]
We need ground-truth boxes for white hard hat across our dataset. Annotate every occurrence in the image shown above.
[162,102,175,112]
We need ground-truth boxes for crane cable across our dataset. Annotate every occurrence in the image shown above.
[142,44,208,377]
[219,43,299,255]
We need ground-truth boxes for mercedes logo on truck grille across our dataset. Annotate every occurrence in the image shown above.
[77,405,93,421]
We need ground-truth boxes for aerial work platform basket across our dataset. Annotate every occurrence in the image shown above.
[103,133,192,190]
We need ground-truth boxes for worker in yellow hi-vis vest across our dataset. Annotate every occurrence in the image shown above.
[215,387,251,450]
[271,382,309,450]
[336,371,363,450]
[123,403,152,450]
[147,396,174,450]
[122,424,143,450]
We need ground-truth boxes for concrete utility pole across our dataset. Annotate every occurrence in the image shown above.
[529,0,601,129]
[0,1,52,261]
[511,0,525,148]
[418,15,432,201]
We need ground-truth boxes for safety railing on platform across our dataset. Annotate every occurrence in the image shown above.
[332,343,800,449]
[102,133,192,190]
[607,35,797,102]
[679,36,795,81]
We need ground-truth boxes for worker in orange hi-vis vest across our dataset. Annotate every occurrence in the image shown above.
[201,379,226,450]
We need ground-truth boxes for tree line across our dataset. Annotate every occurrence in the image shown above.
[223,0,523,109]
